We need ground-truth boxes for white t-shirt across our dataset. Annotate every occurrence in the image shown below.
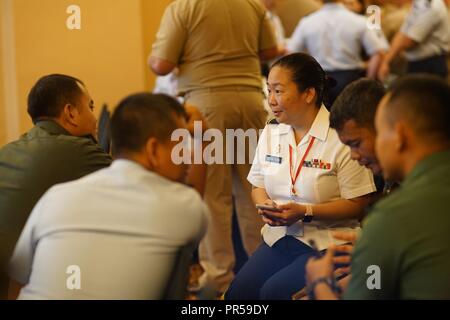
[248,105,376,250]
[9,160,208,300]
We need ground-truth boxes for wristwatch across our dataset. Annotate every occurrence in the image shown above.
[303,204,314,223]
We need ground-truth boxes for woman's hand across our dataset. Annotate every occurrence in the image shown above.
[258,199,281,226]
[262,202,305,226]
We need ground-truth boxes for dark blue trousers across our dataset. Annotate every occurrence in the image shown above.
[407,54,448,79]
[225,236,317,300]
[325,69,365,109]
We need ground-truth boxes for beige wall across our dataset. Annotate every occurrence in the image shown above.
[141,0,173,90]
[0,0,19,146]
[0,0,171,146]
[12,0,147,136]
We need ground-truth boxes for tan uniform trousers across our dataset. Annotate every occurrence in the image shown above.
[185,86,267,292]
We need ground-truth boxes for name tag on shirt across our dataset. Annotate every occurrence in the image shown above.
[265,154,282,164]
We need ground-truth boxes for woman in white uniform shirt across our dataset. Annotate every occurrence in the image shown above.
[225,53,376,300]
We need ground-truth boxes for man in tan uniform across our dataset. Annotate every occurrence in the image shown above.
[274,0,321,37]
[379,0,410,42]
[149,0,278,294]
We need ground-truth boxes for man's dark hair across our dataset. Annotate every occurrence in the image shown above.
[271,53,333,107]
[385,74,450,142]
[27,74,85,123]
[330,78,386,131]
[111,93,187,155]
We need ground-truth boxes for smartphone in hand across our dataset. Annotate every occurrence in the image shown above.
[256,204,282,213]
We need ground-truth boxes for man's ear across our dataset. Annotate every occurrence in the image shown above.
[62,103,79,126]
[305,88,316,105]
[394,121,409,152]
[145,137,160,169]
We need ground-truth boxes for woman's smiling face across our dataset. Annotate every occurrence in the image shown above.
[267,65,310,125]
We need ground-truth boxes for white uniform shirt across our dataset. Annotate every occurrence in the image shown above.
[400,0,450,61]
[287,3,388,71]
[248,106,376,250]
[9,160,208,300]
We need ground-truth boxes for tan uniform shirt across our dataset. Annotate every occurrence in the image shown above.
[151,0,277,94]
[381,4,410,42]
[274,0,320,37]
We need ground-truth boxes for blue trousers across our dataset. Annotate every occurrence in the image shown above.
[325,69,365,109]
[407,54,448,79]
[225,236,317,300]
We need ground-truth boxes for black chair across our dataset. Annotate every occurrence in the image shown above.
[163,243,197,300]
[98,104,112,154]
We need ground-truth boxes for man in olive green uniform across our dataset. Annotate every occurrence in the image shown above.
[0,74,112,298]
[150,0,278,293]
[306,75,450,299]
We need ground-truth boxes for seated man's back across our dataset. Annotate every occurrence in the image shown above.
[9,159,207,299]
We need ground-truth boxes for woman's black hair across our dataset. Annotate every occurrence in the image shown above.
[270,53,335,107]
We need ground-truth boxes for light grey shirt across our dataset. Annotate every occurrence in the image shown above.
[9,160,208,300]
[288,3,388,71]
[401,0,450,61]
